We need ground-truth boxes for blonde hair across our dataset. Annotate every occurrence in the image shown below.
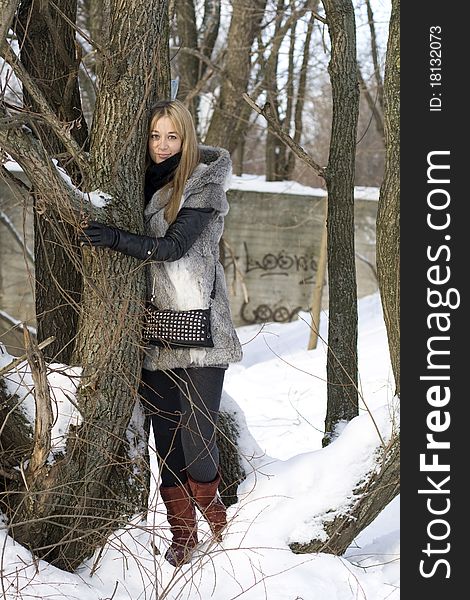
[147,100,200,224]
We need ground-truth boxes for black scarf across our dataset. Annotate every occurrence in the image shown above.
[144,152,182,205]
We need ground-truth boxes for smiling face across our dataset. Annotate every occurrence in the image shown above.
[148,116,182,164]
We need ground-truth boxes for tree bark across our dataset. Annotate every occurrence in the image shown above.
[322,0,360,443]
[376,0,399,396]
[175,0,200,124]
[0,379,33,472]
[16,0,89,364]
[284,6,317,179]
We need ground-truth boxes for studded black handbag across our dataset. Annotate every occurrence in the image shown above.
[142,305,214,348]
[143,272,216,349]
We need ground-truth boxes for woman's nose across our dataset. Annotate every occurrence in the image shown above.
[159,137,168,149]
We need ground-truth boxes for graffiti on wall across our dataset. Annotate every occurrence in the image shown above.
[223,241,319,324]
[244,242,318,284]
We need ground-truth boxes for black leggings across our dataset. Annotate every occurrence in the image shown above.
[140,367,225,487]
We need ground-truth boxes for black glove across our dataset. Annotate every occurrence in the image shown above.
[79,221,119,248]
[79,220,158,260]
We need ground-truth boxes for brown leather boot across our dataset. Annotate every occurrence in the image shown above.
[160,482,198,566]
[187,472,227,541]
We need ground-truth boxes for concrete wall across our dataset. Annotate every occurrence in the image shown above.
[223,186,378,327]
[0,173,34,353]
[223,189,327,327]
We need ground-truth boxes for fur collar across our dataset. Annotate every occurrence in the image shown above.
[186,145,232,193]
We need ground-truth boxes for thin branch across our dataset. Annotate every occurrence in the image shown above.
[0,336,55,377]
[49,0,106,53]
[183,62,215,108]
[357,66,384,138]
[0,309,36,334]
[365,0,384,109]
[356,251,378,282]
[1,44,91,180]
[312,10,327,24]
[171,45,225,75]
[243,93,326,179]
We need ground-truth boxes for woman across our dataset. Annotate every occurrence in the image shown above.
[79,99,243,566]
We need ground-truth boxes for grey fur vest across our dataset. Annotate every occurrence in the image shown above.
[142,145,243,371]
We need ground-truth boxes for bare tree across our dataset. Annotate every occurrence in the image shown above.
[174,0,200,122]
[358,0,384,137]
[204,0,267,152]
[263,0,314,181]
[292,0,400,554]
[0,0,170,571]
[15,0,89,364]
[321,0,360,442]
[283,8,316,180]
[243,0,359,441]
[172,0,221,128]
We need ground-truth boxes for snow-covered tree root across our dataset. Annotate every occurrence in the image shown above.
[289,433,399,555]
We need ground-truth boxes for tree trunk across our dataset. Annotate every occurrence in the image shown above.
[199,0,221,76]
[175,0,200,125]
[284,8,316,179]
[263,1,310,181]
[204,0,267,152]
[376,0,399,396]
[4,0,171,572]
[322,0,360,443]
[0,379,33,475]
[265,0,285,182]
[16,0,89,364]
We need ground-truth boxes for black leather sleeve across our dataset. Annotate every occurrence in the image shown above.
[154,207,215,261]
[111,207,215,261]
